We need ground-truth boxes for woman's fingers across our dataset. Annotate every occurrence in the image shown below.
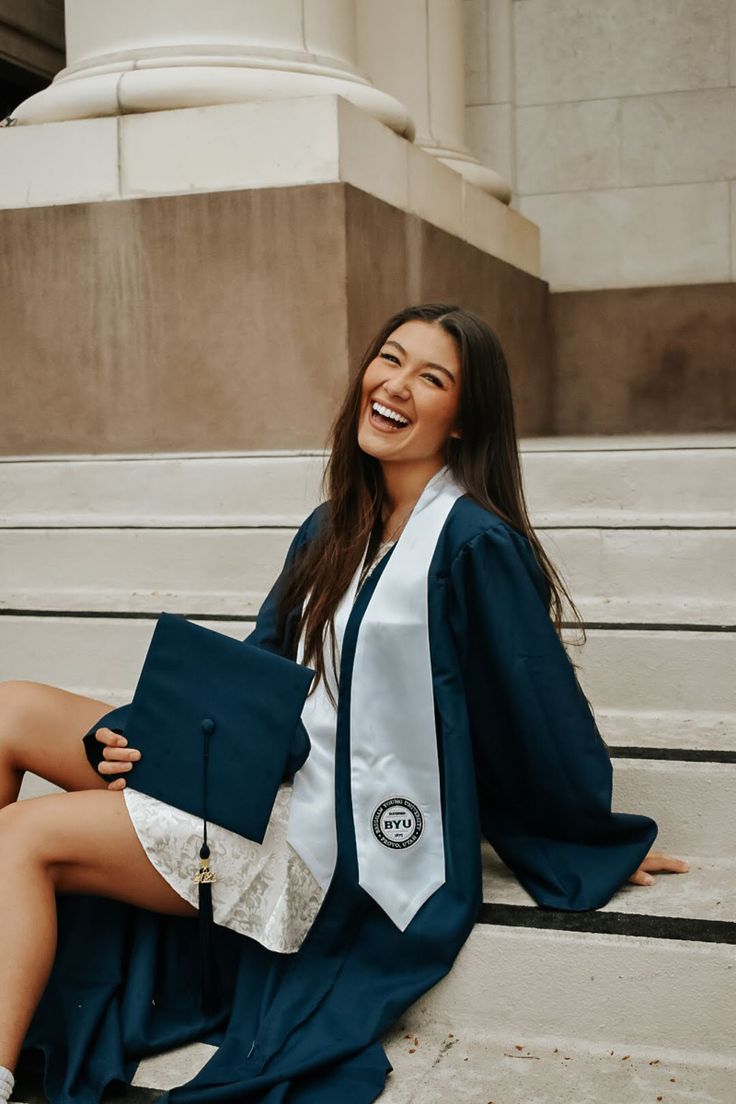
[94,729,142,775]
[107,777,127,791]
[639,851,689,874]
[628,851,690,886]
[95,726,126,746]
[629,867,655,886]
[98,750,140,777]
[101,745,141,763]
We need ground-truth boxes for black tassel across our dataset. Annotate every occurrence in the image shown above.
[193,718,220,1015]
[196,842,219,1015]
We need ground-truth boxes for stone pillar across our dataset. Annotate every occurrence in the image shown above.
[11,0,414,139]
[356,0,510,202]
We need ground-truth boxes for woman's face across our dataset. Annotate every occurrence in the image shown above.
[357,320,462,467]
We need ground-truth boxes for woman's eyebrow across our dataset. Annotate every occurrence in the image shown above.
[383,339,456,383]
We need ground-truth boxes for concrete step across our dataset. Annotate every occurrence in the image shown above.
[2,616,733,753]
[401,923,735,1062]
[2,525,733,624]
[482,842,735,925]
[2,435,734,528]
[13,917,735,1103]
[11,837,736,1103]
[520,432,736,527]
[17,1023,730,1103]
[0,451,327,529]
[574,627,734,752]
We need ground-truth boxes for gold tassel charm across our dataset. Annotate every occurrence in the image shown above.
[193,854,216,885]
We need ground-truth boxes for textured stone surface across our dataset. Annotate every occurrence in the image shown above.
[516,99,621,196]
[520,181,730,291]
[0,179,549,456]
[513,0,730,104]
[549,284,736,433]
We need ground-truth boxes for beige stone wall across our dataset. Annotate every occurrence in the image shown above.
[0,183,552,455]
[464,0,735,291]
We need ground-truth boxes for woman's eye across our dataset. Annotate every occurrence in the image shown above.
[380,353,443,388]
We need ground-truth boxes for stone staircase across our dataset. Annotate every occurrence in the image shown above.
[2,434,734,1103]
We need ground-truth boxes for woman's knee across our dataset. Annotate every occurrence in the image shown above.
[0,680,111,792]
[0,680,40,768]
[0,791,117,892]
[0,791,196,917]
[0,797,58,873]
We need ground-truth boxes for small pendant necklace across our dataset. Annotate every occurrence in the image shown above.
[381,505,414,545]
[359,507,413,590]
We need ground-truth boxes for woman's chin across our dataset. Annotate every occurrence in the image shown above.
[358,423,391,455]
[358,434,388,459]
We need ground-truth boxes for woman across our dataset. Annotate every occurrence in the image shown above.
[0,302,687,1104]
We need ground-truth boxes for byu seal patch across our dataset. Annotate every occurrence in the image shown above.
[372,798,424,850]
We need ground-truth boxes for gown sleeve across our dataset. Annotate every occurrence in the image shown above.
[448,522,658,911]
[81,506,324,779]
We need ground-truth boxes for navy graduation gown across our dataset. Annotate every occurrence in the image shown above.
[22,495,658,1103]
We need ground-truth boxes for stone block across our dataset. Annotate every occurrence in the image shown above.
[0,181,551,454]
[514,0,730,105]
[120,96,341,198]
[337,95,409,213]
[407,139,464,239]
[516,98,621,195]
[462,178,539,272]
[621,88,736,186]
[0,116,119,209]
[549,283,736,434]
[519,181,730,290]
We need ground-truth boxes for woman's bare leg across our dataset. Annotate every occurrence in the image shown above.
[0,680,118,806]
[0,788,198,1070]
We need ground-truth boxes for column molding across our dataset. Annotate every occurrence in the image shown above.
[356,0,511,202]
[11,0,414,139]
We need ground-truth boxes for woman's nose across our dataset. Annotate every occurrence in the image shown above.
[384,373,411,397]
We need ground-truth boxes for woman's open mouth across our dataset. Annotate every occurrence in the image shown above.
[368,400,412,433]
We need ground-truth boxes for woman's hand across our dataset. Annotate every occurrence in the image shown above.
[628,850,689,886]
[95,727,141,790]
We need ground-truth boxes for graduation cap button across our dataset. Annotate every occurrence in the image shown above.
[201,717,216,736]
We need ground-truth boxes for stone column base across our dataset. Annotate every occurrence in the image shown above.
[0,180,551,454]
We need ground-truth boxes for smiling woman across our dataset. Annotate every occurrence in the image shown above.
[0,302,687,1104]
[357,319,464,549]
[360,322,461,445]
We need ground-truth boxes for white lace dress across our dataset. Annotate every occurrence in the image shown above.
[123,538,395,954]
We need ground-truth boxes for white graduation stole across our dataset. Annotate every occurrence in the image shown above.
[287,465,465,930]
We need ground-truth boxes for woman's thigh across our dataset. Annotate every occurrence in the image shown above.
[0,679,114,793]
[3,788,197,918]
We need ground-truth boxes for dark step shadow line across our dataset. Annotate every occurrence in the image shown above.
[478,902,736,944]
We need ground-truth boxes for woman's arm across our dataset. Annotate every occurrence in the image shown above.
[448,522,686,911]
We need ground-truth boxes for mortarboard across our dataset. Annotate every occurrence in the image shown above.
[118,612,315,1008]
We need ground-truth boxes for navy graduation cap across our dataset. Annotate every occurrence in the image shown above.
[123,612,314,843]
[81,611,315,1009]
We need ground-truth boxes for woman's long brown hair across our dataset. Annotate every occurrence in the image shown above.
[276,303,590,711]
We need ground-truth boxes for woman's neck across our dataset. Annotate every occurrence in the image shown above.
[379,457,446,519]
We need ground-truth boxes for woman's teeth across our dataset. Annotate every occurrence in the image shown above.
[371,401,410,430]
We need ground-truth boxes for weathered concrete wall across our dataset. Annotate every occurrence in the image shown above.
[550,283,736,434]
[0,181,552,454]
